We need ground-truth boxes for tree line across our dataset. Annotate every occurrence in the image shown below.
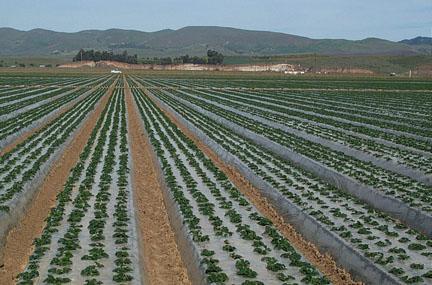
[143,50,224,65]
[73,49,138,64]
[72,49,223,65]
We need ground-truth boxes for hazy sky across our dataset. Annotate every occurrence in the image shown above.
[0,0,431,41]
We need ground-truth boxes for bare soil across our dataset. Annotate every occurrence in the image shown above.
[147,89,362,285]
[0,85,115,285]
[124,81,191,285]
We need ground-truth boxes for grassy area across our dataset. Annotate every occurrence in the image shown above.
[0,56,70,68]
[1,53,432,78]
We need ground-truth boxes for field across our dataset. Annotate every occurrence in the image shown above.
[0,71,431,285]
[223,54,432,76]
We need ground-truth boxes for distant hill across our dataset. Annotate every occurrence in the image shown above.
[400,37,432,54]
[400,36,432,45]
[0,26,426,57]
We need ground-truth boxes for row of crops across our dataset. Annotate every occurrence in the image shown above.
[134,76,432,90]
[0,74,105,87]
[131,85,330,285]
[1,72,431,285]
[0,75,118,259]
[128,75,432,284]
[17,85,142,284]
[135,78,432,217]
[0,75,114,148]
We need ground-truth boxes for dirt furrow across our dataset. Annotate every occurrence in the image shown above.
[146,88,362,285]
[0,85,115,285]
[124,81,191,285]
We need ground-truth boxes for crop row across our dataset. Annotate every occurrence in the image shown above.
[0,75,111,118]
[144,78,432,119]
[170,78,431,118]
[162,87,432,176]
[0,80,115,213]
[143,78,432,154]
[144,85,432,218]
[142,78,432,143]
[0,76,115,144]
[0,75,101,97]
[136,76,432,91]
[0,75,104,87]
[0,86,60,103]
[133,81,432,284]
[0,87,74,116]
[17,86,141,284]
[139,78,432,174]
[0,76,105,105]
[132,85,335,285]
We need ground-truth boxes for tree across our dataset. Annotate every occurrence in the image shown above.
[72,49,138,64]
[160,57,173,65]
[207,49,224,65]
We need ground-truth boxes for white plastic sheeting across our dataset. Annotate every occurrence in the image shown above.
[131,94,207,285]
[194,88,432,158]
[178,90,432,186]
[0,89,108,265]
[157,89,432,238]
[147,90,403,285]
[0,80,109,150]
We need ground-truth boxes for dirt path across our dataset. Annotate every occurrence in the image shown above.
[146,89,362,285]
[0,85,115,285]
[124,81,191,285]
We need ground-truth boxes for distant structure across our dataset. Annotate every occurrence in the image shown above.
[111,69,122,74]
[284,70,305,75]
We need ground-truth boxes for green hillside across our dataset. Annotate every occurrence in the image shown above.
[0,26,425,57]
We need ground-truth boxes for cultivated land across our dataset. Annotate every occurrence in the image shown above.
[0,71,431,285]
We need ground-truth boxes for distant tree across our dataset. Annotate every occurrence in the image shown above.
[160,57,172,65]
[19,63,26,68]
[173,57,183,64]
[72,49,138,64]
[180,54,190,63]
[207,49,224,64]
[191,56,206,64]
[173,50,223,64]
[94,51,102,62]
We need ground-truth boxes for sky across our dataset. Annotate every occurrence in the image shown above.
[0,0,431,41]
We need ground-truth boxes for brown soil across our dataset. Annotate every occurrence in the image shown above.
[145,89,362,285]
[124,81,191,285]
[1,86,93,156]
[0,83,115,285]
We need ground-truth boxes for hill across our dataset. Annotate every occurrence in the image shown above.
[400,37,432,54]
[400,36,432,45]
[0,26,426,57]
